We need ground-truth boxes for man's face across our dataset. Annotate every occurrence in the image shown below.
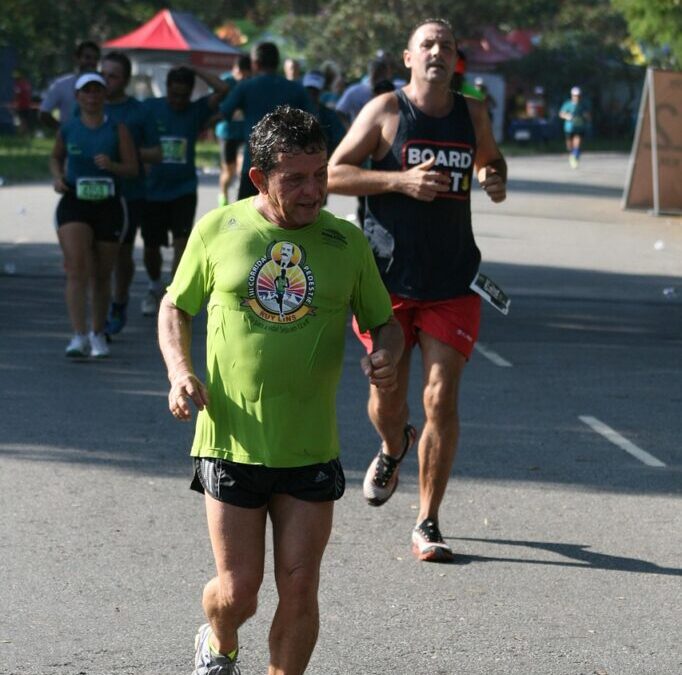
[78,48,100,73]
[404,23,457,84]
[102,60,127,98]
[167,82,192,112]
[261,150,328,228]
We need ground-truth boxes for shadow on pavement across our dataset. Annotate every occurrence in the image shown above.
[507,178,623,199]
[451,537,682,576]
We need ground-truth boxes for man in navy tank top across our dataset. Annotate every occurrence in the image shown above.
[329,18,507,562]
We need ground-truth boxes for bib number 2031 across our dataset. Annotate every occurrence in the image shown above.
[76,177,115,201]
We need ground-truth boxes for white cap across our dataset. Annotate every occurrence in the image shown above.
[302,71,325,91]
[474,76,484,86]
[571,86,581,96]
[75,72,106,90]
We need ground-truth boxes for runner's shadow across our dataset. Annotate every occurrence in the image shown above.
[451,537,682,576]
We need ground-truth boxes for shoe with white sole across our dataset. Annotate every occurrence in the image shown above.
[89,331,110,358]
[411,518,455,562]
[65,333,89,357]
[192,623,241,675]
[141,290,159,316]
[363,424,417,506]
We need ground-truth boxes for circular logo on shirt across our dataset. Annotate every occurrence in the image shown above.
[243,241,316,324]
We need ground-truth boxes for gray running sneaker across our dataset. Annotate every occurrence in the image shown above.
[141,290,159,316]
[412,518,455,562]
[363,424,417,506]
[65,333,89,357]
[192,623,241,675]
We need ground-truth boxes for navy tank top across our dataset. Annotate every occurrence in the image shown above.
[365,90,480,300]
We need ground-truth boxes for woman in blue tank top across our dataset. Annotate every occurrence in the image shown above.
[49,72,137,358]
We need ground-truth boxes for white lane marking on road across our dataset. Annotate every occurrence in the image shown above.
[579,415,666,468]
[474,343,512,367]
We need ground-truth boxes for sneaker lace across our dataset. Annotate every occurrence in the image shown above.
[418,518,444,544]
[373,452,398,487]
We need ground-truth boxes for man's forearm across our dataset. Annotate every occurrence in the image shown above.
[486,156,507,183]
[158,295,195,383]
[327,164,400,196]
[369,315,404,363]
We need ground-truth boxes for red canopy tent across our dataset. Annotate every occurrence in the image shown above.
[103,10,242,96]
[104,9,242,69]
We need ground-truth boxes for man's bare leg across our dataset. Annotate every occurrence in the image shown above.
[202,494,268,656]
[367,346,413,456]
[416,332,466,523]
[268,495,334,675]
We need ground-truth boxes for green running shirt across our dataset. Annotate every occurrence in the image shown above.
[167,199,393,467]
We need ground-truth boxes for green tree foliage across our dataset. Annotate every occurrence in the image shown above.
[613,0,682,67]
[280,0,559,80]
[0,1,164,88]
[501,0,641,137]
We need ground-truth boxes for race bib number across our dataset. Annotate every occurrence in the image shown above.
[402,140,474,200]
[76,177,115,201]
[161,136,188,164]
[470,272,510,315]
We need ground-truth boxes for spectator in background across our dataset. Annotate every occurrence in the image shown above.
[283,57,302,82]
[215,54,252,207]
[219,41,312,201]
[13,70,33,136]
[40,41,100,130]
[302,70,345,155]
[473,76,496,119]
[560,85,590,168]
[450,49,484,100]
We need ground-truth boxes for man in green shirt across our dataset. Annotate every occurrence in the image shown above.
[158,106,403,675]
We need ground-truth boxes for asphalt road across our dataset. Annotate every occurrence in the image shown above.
[1,153,680,675]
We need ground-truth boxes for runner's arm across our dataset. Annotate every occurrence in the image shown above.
[328,95,450,201]
[192,67,230,110]
[49,131,68,193]
[158,294,209,420]
[139,144,162,164]
[362,316,404,391]
[467,97,507,204]
[94,123,138,177]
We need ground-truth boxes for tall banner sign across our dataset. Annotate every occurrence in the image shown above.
[623,68,682,215]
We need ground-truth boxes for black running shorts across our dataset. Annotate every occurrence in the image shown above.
[121,198,145,245]
[56,192,126,243]
[220,139,241,165]
[191,456,346,508]
[142,192,197,247]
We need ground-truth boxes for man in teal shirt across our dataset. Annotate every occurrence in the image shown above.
[100,51,162,335]
[219,42,312,201]
[159,106,403,675]
[140,66,228,316]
